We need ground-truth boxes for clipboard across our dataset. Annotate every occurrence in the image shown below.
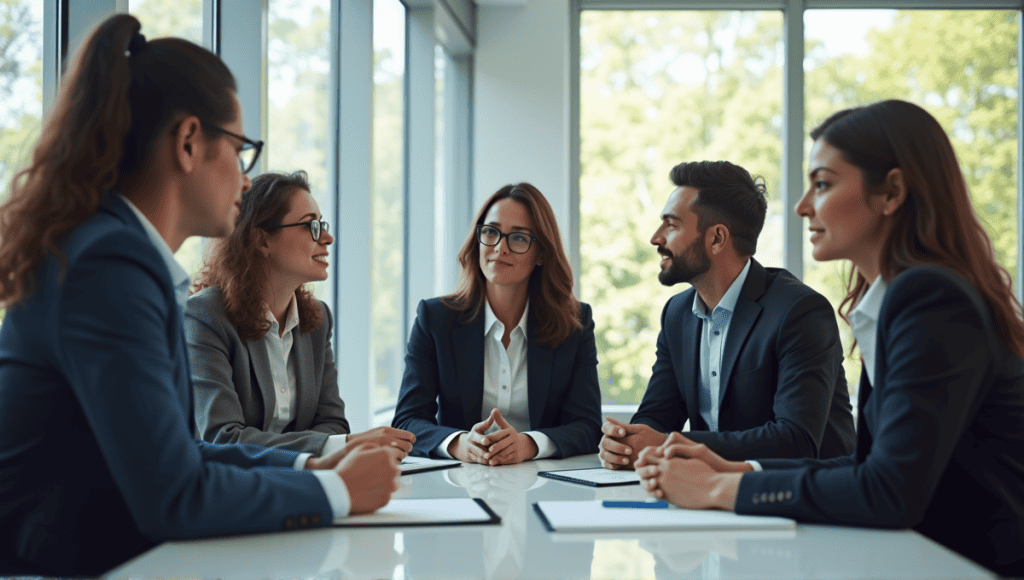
[538,467,641,487]
[532,500,796,533]
[399,457,462,475]
[333,498,501,528]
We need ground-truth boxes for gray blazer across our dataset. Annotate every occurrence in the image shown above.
[185,287,350,454]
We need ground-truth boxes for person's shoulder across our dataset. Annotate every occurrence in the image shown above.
[886,266,985,312]
[762,266,823,299]
[186,286,228,319]
[663,286,696,314]
[576,300,594,322]
[62,197,154,263]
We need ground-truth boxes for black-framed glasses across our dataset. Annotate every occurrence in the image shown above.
[476,224,538,254]
[203,124,264,174]
[265,219,330,241]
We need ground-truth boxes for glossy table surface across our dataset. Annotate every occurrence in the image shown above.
[104,454,996,579]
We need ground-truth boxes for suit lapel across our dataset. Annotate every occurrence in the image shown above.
[718,260,766,408]
[246,339,278,430]
[677,294,702,420]
[526,315,552,430]
[451,317,485,429]
[292,329,315,430]
[856,368,873,462]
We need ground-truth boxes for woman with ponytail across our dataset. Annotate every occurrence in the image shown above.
[392,183,602,463]
[0,14,399,576]
[634,100,1024,577]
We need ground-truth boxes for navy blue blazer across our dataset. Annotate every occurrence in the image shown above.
[0,196,332,576]
[392,298,602,458]
[632,259,856,460]
[736,267,1024,577]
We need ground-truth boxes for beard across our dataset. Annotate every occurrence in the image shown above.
[657,237,710,286]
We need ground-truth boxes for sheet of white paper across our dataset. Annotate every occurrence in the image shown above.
[534,500,795,533]
[336,498,495,527]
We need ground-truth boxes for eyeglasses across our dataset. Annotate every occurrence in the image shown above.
[476,224,538,254]
[203,124,264,174]
[265,219,330,241]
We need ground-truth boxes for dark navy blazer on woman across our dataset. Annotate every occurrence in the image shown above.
[392,298,602,459]
[736,267,1024,577]
[0,196,332,576]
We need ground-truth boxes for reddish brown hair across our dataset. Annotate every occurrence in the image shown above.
[443,182,581,346]
[0,14,236,306]
[811,99,1024,359]
[192,171,322,341]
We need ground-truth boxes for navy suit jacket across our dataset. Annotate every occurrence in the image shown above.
[0,196,332,576]
[632,259,856,460]
[736,267,1024,577]
[392,298,602,458]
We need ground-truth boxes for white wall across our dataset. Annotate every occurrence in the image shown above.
[473,1,572,237]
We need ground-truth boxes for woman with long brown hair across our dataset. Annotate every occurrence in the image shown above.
[187,170,414,456]
[0,14,398,576]
[635,100,1024,577]
[393,182,602,463]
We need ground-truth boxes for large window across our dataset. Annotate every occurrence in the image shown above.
[267,0,332,301]
[803,9,1020,395]
[371,0,407,413]
[580,10,784,405]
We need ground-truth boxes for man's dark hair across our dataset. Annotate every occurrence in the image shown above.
[669,160,767,257]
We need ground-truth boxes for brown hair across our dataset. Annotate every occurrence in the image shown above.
[811,99,1024,359]
[192,171,322,340]
[442,183,581,346]
[0,13,237,307]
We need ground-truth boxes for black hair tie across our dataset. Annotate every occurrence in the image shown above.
[125,32,147,57]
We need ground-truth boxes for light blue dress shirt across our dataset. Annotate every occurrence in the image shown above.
[692,259,752,432]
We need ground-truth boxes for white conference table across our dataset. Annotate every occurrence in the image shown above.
[104,454,996,580]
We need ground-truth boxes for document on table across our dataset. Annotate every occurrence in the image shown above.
[533,500,796,533]
[399,456,462,475]
[334,498,500,528]
[538,467,641,487]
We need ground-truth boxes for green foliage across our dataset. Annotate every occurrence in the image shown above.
[582,10,1019,405]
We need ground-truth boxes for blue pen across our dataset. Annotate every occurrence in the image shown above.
[602,500,669,508]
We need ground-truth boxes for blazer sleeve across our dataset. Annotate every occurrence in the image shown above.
[533,302,603,458]
[307,302,350,436]
[392,300,462,457]
[631,298,689,433]
[185,294,332,454]
[58,233,331,540]
[684,291,847,460]
[734,270,998,527]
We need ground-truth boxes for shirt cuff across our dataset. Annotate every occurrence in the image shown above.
[293,452,313,470]
[310,470,351,522]
[436,431,466,459]
[524,431,556,460]
[321,434,348,457]
[745,460,763,472]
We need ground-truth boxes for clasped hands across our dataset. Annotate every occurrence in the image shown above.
[447,408,539,466]
[599,417,747,510]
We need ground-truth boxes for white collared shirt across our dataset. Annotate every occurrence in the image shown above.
[436,300,556,459]
[691,259,751,432]
[119,195,190,311]
[119,195,350,520]
[849,276,889,387]
[263,297,348,455]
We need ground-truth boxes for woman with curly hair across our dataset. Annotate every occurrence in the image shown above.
[392,182,602,463]
[187,170,415,457]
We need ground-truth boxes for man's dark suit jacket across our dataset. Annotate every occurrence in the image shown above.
[736,267,1024,577]
[632,259,856,460]
[0,196,332,576]
[392,298,602,458]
